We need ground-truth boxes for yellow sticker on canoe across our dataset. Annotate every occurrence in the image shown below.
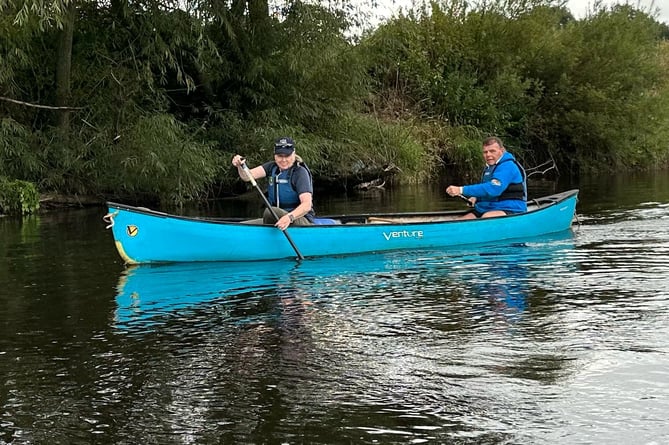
[126,225,139,237]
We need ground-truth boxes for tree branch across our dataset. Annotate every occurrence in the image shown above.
[0,96,83,111]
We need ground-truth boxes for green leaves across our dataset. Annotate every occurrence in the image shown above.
[0,178,39,215]
[361,0,669,173]
[1,0,668,205]
[96,114,221,206]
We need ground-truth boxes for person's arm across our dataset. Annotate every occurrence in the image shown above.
[446,185,466,196]
[463,163,520,198]
[290,192,313,220]
[274,192,312,230]
[231,155,267,181]
[462,180,505,199]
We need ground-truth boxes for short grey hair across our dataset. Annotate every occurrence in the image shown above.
[483,136,504,148]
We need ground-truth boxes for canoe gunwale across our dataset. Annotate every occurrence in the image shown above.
[106,189,578,228]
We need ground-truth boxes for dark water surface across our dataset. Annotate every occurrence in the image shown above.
[1,172,668,444]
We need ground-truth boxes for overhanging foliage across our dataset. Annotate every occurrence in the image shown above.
[0,0,667,205]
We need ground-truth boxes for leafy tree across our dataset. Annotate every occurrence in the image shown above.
[1,0,669,206]
[361,0,669,174]
[545,5,669,169]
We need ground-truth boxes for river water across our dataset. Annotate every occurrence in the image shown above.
[1,172,668,444]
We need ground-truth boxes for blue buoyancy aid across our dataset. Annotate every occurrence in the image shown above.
[463,151,527,214]
[267,162,313,211]
[487,158,527,201]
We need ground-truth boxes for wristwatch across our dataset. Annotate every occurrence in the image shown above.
[288,213,295,223]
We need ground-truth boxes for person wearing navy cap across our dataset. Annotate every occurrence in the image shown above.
[232,137,315,229]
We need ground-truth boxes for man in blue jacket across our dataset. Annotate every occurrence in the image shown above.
[446,136,526,219]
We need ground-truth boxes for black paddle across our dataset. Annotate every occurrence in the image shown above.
[456,194,474,207]
[240,160,305,260]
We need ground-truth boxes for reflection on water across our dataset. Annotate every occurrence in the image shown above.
[114,232,576,333]
[2,172,669,444]
[104,207,669,444]
[107,232,580,444]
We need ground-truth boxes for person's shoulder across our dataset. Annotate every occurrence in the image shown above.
[291,162,313,190]
[261,160,276,172]
[499,152,522,168]
[501,151,516,161]
[293,162,312,176]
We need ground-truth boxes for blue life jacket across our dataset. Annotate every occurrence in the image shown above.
[267,162,313,212]
[486,158,527,201]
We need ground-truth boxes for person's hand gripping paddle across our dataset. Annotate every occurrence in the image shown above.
[240,159,304,260]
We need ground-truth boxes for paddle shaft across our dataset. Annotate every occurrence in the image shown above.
[240,161,305,260]
[457,194,474,207]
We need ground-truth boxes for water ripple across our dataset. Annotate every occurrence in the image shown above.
[3,198,669,444]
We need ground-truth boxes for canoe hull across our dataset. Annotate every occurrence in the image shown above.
[105,189,579,263]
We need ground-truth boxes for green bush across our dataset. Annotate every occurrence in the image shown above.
[0,178,40,215]
[95,114,222,206]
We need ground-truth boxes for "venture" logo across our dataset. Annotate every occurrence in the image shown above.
[382,230,424,241]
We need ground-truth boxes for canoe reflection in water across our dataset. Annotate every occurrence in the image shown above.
[113,230,577,332]
[455,247,539,326]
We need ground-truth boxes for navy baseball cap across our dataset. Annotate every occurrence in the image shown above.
[274,137,295,155]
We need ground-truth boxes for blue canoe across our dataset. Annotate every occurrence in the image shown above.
[104,189,579,264]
